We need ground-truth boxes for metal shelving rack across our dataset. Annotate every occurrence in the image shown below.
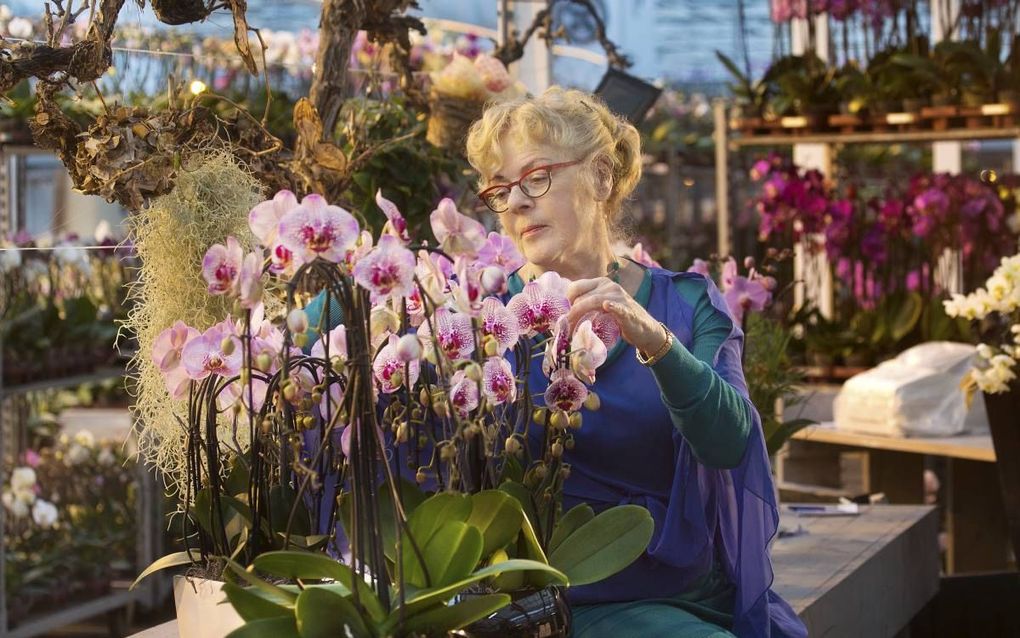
[0,137,165,636]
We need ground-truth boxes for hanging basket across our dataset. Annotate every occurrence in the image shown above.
[426,92,485,151]
[151,0,211,25]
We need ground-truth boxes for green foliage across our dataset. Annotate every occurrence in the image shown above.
[546,505,654,587]
[743,313,814,456]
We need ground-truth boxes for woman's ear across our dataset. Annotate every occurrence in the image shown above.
[590,155,614,202]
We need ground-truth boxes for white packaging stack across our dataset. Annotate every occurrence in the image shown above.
[833,341,989,437]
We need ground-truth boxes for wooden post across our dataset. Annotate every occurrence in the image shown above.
[713,99,730,258]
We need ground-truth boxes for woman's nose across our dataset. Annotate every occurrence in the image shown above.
[505,184,534,215]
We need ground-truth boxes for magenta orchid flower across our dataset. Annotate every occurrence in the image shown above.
[507,271,571,336]
[311,324,348,362]
[269,242,296,275]
[588,312,621,350]
[373,334,421,393]
[482,357,516,405]
[278,194,360,265]
[249,190,299,247]
[449,370,480,418]
[375,189,410,243]
[477,232,525,272]
[570,319,608,384]
[181,324,243,380]
[430,198,486,257]
[202,236,244,295]
[543,316,572,377]
[237,252,264,309]
[417,307,475,361]
[345,230,375,272]
[720,257,738,291]
[480,297,520,355]
[544,368,589,413]
[353,234,416,304]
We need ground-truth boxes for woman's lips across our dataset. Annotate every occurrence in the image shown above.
[521,225,547,238]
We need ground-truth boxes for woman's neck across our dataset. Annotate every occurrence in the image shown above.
[521,244,620,283]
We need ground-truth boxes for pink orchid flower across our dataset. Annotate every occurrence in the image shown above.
[415,250,450,307]
[249,190,299,247]
[318,383,344,421]
[373,334,421,393]
[544,368,589,413]
[449,370,480,418]
[629,243,662,269]
[376,189,410,243]
[720,257,738,291]
[345,230,375,272]
[480,297,520,355]
[181,325,243,380]
[687,259,711,278]
[152,320,200,373]
[237,252,264,309]
[417,307,475,361]
[353,234,416,304]
[450,256,483,316]
[542,316,572,378]
[370,305,400,350]
[507,271,571,336]
[588,312,621,350]
[278,194,360,265]
[482,357,516,405]
[269,242,296,275]
[311,324,348,362]
[723,276,770,325]
[477,232,525,272]
[430,198,486,257]
[570,319,608,384]
[202,236,244,295]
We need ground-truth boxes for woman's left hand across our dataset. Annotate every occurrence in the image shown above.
[564,277,668,356]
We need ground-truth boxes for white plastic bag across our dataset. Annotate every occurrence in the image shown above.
[833,341,989,437]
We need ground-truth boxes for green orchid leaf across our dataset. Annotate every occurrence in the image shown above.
[130,551,198,590]
[250,551,382,623]
[548,505,654,586]
[222,583,292,622]
[466,490,524,558]
[224,616,299,638]
[402,594,511,635]
[548,503,595,554]
[295,586,372,638]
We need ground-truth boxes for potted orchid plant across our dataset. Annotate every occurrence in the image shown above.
[132,189,654,637]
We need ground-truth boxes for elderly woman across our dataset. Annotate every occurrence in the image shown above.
[464,87,806,638]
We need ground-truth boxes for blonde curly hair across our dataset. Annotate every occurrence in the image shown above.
[465,86,642,234]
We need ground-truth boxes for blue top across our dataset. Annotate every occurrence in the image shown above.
[506,266,806,638]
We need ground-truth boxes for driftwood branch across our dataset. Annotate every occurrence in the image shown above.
[493,0,631,70]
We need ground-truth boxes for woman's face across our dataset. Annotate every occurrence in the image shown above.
[488,136,605,275]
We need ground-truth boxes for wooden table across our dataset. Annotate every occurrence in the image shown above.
[772,504,939,638]
[132,505,938,638]
[790,422,1008,573]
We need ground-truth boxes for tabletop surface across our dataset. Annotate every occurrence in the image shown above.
[792,421,995,462]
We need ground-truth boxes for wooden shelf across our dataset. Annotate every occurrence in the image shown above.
[7,587,141,638]
[729,126,1020,147]
[0,366,126,398]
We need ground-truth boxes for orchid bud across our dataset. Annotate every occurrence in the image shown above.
[551,442,564,458]
[220,336,236,356]
[549,410,568,430]
[483,336,499,357]
[761,276,777,291]
[311,391,323,404]
[565,436,575,450]
[330,356,345,373]
[583,392,601,411]
[419,387,431,405]
[395,421,409,443]
[440,444,457,461]
[505,436,522,455]
[568,412,583,429]
[287,309,309,334]
[294,333,308,348]
[433,401,449,419]
[302,415,316,430]
[559,467,571,481]
[256,352,272,372]
[533,408,548,425]
[415,469,427,485]
[480,265,507,294]
[396,334,423,362]
[743,256,755,270]
[533,463,548,480]
[463,362,482,382]
[282,383,297,402]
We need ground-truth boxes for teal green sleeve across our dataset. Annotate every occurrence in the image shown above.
[303,289,345,352]
[647,278,751,469]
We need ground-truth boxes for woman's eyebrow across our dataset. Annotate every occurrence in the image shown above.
[492,157,550,182]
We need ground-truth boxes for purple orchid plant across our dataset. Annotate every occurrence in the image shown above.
[143,188,656,625]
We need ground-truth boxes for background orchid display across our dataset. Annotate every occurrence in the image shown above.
[134,189,654,635]
[749,153,1016,365]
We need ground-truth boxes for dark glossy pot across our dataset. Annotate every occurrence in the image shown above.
[459,586,571,637]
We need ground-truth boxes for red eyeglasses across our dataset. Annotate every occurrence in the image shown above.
[477,160,582,213]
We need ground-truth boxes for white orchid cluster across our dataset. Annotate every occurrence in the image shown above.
[2,466,58,529]
[151,188,631,491]
[944,253,1020,394]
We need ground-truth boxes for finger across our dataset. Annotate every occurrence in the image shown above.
[566,293,623,327]
[565,278,606,302]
